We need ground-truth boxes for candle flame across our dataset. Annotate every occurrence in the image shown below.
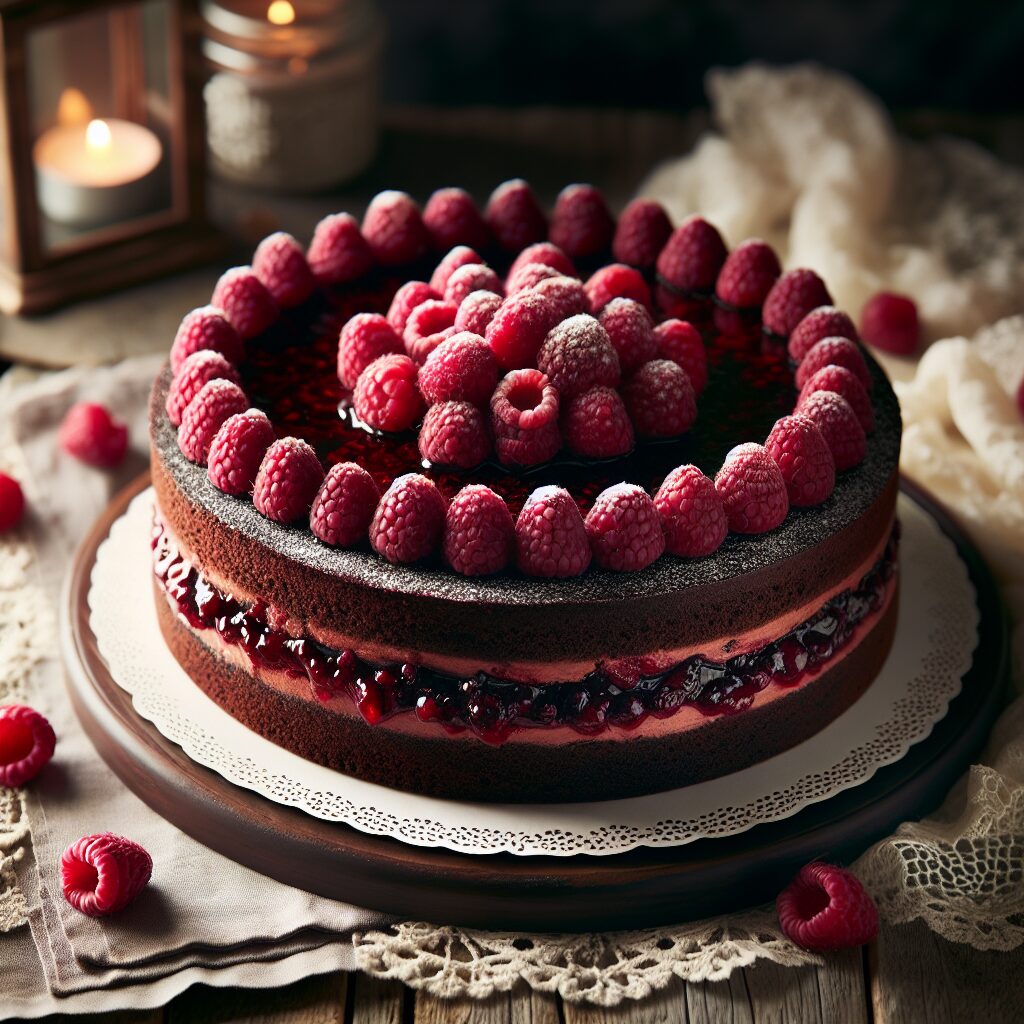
[267,1,295,25]
[57,88,92,126]
[86,119,113,153]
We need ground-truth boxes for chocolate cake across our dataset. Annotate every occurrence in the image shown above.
[148,183,901,802]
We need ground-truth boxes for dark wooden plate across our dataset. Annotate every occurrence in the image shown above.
[61,475,1009,931]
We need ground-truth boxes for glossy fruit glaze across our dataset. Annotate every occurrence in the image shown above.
[154,517,898,746]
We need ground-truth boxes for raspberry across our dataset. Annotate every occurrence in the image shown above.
[763,269,833,338]
[443,485,514,576]
[549,184,614,259]
[654,283,704,322]
[507,242,576,281]
[207,409,276,496]
[403,299,458,354]
[585,483,665,572]
[598,297,658,374]
[418,332,499,406]
[407,326,457,366]
[532,275,588,321]
[387,280,436,334]
[60,402,129,468]
[309,462,380,547]
[714,238,781,309]
[656,215,728,293]
[777,862,879,951]
[423,188,491,252]
[165,350,240,426]
[515,486,591,578]
[798,391,866,471]
[654,319,708,395]
[307,212,375,286]
[252,231,315,308]
[490,369,561,467]
[623,360,697,438]
[788,306,859,362]
[562,386,634,458]
[654,464,728,557]
[444,263,503,307]
[177,380,248,463]
[429,245,483,294]
[797,365,874,432]
[795,337,872,391]
[506,261,563,296]
[536,314,620,398]
[485,289,561,371]
[211,267,278,340]
[418,400,491,468]
[454,289,503,335]
[765,414,836,507]
[170,305,244,373]
[361,190,430,267]
[612,198,673,269]
[369,473,446,564]
[0,473,25,533]
[714,442,789,534]
[0,704,56,786]
[253,437,324,523]
[860,292,919,355]
[485,179,548,252]
[61,833,152,917]
[338,313,404,389]
[353,354,424,432]
[584,264,651,315]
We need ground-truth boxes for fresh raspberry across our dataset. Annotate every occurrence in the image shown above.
[623,360,697,438]
[860,292,920,356]
[714,238,781,309]
[584,264,652,314]
[306,212,375,286]
[454,290,503,336]
[532,275,588,321]
[795,337,872,391]
[654,464,728,557]
[788,306,859,362]
[166,350,241,426]
[0,704,56,786]
[612,198,673,269]
[763,269,833,338]
[515,486,591,578]
[797,365,874,432]
[443,485,514,576]
[387,280,437,334]
[353,354,424,432]
[444,263,503,307]
[418,332,499,406]
[797,391,866,471]
[170,305,244,373]
[777,862,879,951]
[485,290,561,371]
[361,190,430,267]
[407,326,457,366]
[656,216,728,294]
[549,184,614,259]
[369,473,447,564]
[506,261,563,296]
[490,369,561,467]
[176,380,248,463]
[252,231,315,308]
[419,400,491,468]
[561,386,634,458]
[585,483,665,572]
[765,414,836,507]
[0,473,25,533]
[61,833,152,917]
[507,242,576,281]
[207,409,276,496]
[403,299,458,353]
[423,188,491,252]
[536,314,620,398]
[252,437,324,523]
[309,461,381,547]
[714,443,789,534]
[654,319,708,395]
[337,313,404,389]
[429,245,483,294]
[211,267,278,340]
[485,179,547,252]
[59,402,129,468]
[598,297,658,374]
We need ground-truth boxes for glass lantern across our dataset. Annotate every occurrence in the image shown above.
[0,0,221,313]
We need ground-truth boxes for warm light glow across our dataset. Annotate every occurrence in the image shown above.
[85,119,112,153]
[267,0,295,25]
[57,88,92,127]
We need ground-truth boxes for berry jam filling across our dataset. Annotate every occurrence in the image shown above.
[154,518,898,746]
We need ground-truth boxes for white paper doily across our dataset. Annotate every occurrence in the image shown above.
[87,490,977,857]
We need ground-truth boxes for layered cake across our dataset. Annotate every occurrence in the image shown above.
[149,182,900,802]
